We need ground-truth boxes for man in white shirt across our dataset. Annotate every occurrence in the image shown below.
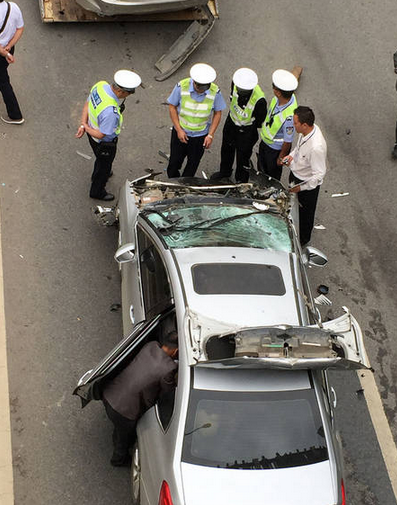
[283,106,327,246]
[0,0,24,124]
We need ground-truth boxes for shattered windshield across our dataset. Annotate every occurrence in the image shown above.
[145,205,291,251]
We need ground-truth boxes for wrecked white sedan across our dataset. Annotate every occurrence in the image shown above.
[75,175,369,505]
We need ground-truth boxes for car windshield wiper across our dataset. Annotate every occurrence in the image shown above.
[159,210,266,234]
[222,446,328,470]
[145,209,183,231]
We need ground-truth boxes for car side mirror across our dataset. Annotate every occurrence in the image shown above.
[114,243,136,264]
[303,246,328,267]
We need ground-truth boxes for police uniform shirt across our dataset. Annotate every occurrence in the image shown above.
[0,2,23,47]
[167,79,226,137]
[269,96,295,150]
[87,84,121,142]
[289,124,327,191]
[229,83,267,128]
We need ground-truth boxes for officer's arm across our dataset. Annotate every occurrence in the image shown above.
[76,101,89,138]
[169,104,188,143]
[253,98,268,128]
[203,110,222,149]
[277,142,292,165]
[84,125,105,140]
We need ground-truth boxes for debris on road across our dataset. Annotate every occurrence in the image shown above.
[158,150,170,161]
[110,303,121,312]
[317,284,329,295]
[76,151,92,160]
[331,192,349,198]
[314,294,332,306]
[314,224,326,230]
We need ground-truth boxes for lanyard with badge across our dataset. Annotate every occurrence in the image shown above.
[294,126,316,161]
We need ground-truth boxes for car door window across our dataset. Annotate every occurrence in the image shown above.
[137,226,173,320]
[157,389,176,431]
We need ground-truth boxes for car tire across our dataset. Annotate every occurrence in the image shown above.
[131,441,141,505]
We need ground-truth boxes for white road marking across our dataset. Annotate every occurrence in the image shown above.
[0,205,14,505]
[358,370,397,497]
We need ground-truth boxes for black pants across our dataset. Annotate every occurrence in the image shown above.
[289,173,320,246]
[103,399,137,463]
[0,47,23,120]
[219,117,258,183]
[257,141,283,180]
[88,134,117,198]
[167,128,205,178]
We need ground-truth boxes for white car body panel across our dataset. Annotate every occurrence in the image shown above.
[181,461,335,505]
[173,247,300,328]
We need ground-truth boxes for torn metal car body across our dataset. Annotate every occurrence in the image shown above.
[73,0,218,80]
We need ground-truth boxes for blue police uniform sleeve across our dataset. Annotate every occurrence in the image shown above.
[282,115,295,142]
[213,90,227,111]
[167,84,181,106]
[98,107,120,135]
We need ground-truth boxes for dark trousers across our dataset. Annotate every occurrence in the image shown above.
[290,173,320,246]
[0,47,23,120]
[219,117,258,183]
[88,134,117,198]
[167,127,205,178]
[257,141,283,180]
[103,399,137,463]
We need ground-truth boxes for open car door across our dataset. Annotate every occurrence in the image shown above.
[197,307,370,371]
[73,313,164,407]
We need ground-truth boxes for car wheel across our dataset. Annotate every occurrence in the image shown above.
[131,442,141,505]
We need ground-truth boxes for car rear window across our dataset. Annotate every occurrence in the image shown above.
[182,388,328,469]
[191,263,286,295]
[145,205,292,251]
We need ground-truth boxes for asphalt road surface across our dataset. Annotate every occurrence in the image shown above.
[1,0,397,503]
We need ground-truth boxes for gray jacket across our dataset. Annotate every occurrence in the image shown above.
[103,341,177,420]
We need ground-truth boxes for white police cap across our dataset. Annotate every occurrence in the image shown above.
[272,69,298,91]
[233,68,258,90]
[190,63,217,84]
[114,70,142,91]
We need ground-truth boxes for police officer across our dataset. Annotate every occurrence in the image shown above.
[75,69,141,201]
[210,68,267,183]
[257,69,298,181]
[166,63,226,178]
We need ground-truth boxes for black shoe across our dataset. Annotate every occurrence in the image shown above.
[210,171,231,181]
[90,192,115,201]
[392,144,397,159]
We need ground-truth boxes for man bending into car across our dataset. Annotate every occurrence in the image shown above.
[102,331,178,466]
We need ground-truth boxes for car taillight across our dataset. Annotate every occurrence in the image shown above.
[341,479,346,505]
[158,480,174,505]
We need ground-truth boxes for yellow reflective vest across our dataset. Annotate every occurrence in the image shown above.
[88,81,123,135]
[229,85,265,126]
[260,95,297,147]
[179,78,218,132]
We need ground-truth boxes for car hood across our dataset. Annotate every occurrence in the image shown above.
[181,460,336,505]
